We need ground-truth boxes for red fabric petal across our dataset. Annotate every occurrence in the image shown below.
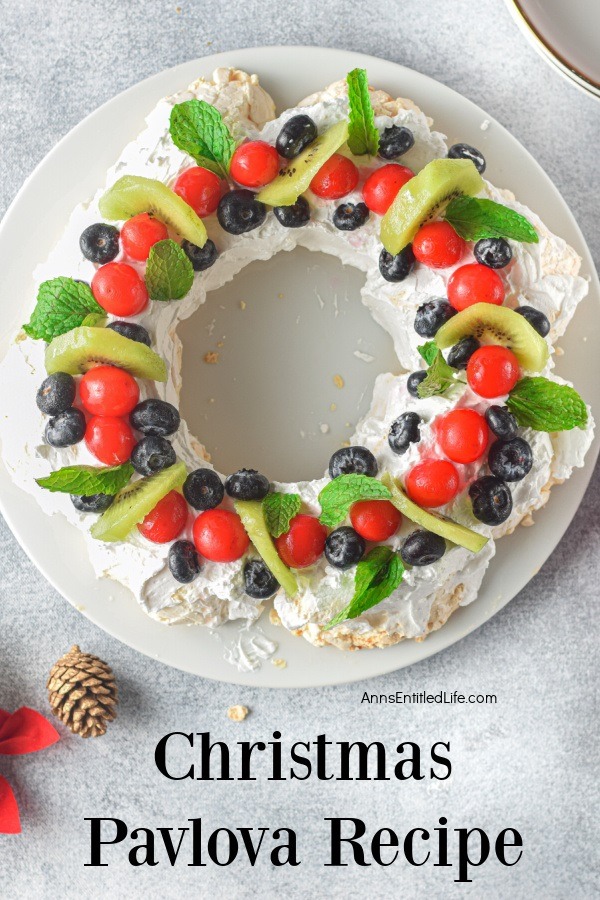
[0,707,59,756]
[0,776,21,834]
[0,710,10,729]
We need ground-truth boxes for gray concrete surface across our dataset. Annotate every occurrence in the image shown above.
[0,1,598,896]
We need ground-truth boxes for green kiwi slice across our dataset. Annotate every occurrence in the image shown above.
[257,120,349,207]
[381,158,484,255]
[45,327,167,382]
[234,500,298,597]
[91,461,187,542]
[435,303,549,372]
[99,175,207,247]
[381,473,488,553]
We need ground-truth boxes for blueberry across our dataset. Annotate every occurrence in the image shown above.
[70,493,114,513]
[414,299,456,337]
[469,475,512,525]
[329,446,378,479]
[485,405,517,439]
[107,321,151,346]
[225,469,270,501]
[36,372,76,416]
[474,238,512,269]
[276,114,318,159]
[274,197,310,228]
[169,540,201,584]
[407,370,427,397]
[130,399,180,437]
[388,412,421,455]
[379,245,415,282]
[217,190,266,235]
[333,202,369,231]
[448,336,480,369]
[515,305,550,338]
[488,437,533,482]
[45,408,86,448]
[378,125,415,160]
[447,143,486,174]
[243,558,279,599]
[182,238,218,272]
[324,526,366,569]
[79,223,120,264]
[183,468,224,510]
[401,530,446,566]
[131,436,176,476]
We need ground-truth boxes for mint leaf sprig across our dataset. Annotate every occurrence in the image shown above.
[318,474,391,528]
[325,546,404,629]
[445,196,539,243]
[169,100,237,179]
[36,462,134,495]
[507,377,588,431]
[417,350,460,399]
[23,278,105,342]
[346,68,379,157]
[263,492,302,538]
[145,239,194,301]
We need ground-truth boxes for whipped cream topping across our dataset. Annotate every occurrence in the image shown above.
[0,68,594,653]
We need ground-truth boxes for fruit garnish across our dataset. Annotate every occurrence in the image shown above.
[328,446,378,478]
[138,490,188,543]
[274,514,327,569]
[379,124,414,160]
[23,277,105,342]
[350,499,402,542]
[333,201,370,231]
[173,166,223,218]
[325,546,404,630]
[447,143,486,174]
[80,223,120,264]
[380,158,484,255]
[36,372,76,416]
[274,197,311,228]
[36,462,133,495]
[230,141,279,189]
[130,399,180,435]
[169,99,236,179]
[379,246,415,282]
[318,473,391,528]
[169,540,201,584]
[44,408,86,448]
[381,473,488,553]
[324,526,366,569]
[225,469,270,501]
[243,559,279,599]
[99,175,207,248]
[435,303,549,372]
[131,436,176,476]
[444,196,538,243]
[262,492,302,538]
[218,190,266,234]
[388,411,421,455]
[488,437,533,482]
[362,163,414,215]
[400,531,446,567]
[506,376,588,431]
[257,120,349,207]
[80,365,139,417]
[85,416,135,466]
[183,468,224,510]
[474,237,512,269]
[45,326,167,381]
[310,154,359,200]
[276,115,318,160]
[447,263,505,311]
[437,409,489,464]
[233,500,298,596]
[467,346,520,398]
[346,68,379,157]
[412,220,466,269]
[414,300,456,338]
[90,461,187,542]
[120,213,168,261]
[92,262,148,317]
[145,239,194,302]
[405,459,460,509]
[469,476,512,526]
[193,508,249,563]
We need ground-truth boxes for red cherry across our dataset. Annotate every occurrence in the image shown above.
[412,221,466,269]
[447,263,505,311]
[310,154,359,200]
[467,346,521,398]
[405,459,460,508]
[85,415,135,465]
[350,499,402,542]
[138,490,188,543]
[79,365,139,417]
[362,164,414,215]
[120,213,168,261]
[437,409,489,464]
[92,262,148,316]
[274,514,327,568]
[173,166,223,217]
[230,141,280,189]
[193,508,249,562]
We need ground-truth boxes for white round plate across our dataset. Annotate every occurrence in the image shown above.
[504,0,600,99]
[1,47,598,687]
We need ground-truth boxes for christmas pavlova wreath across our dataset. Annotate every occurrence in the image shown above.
[2,67,593,651]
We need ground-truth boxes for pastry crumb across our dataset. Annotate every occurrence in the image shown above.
[278,292,284,299]
[239,300,246,310]
[217,340,225,349]
[480,119,490,131]
[204,351,219,364]
[269,608,281,626]
[272,658,287,669]
[320,423,330,434]
[333,374,345,389]
[227,705,249,722]
[555,346,564,356]
[330,402,337,412]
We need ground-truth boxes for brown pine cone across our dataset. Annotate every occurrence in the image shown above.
[47,645,117,738]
